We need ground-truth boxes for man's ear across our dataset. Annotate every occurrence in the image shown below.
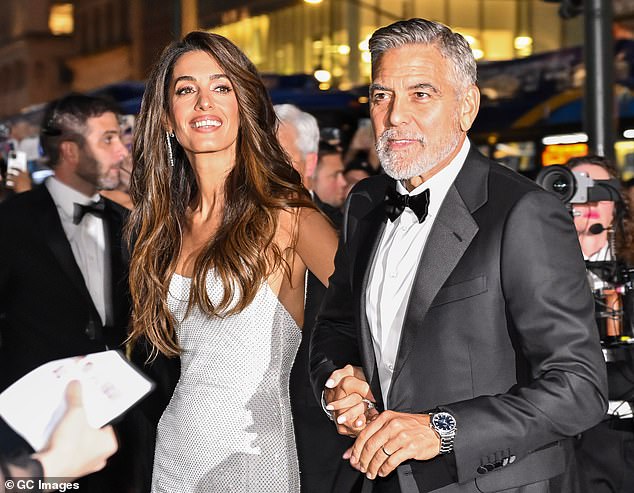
[304,152,318,180]
[59,141,80,166]
[458,85,480,132]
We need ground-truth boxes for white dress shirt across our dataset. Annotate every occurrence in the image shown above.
[584,242,612,263]
[46,177,108,325]
[584,243,612,291]
[367,139,470,407]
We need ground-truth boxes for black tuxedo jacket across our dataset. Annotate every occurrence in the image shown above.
[290,192,356,493]
[0,184,130,389]
[0,183,133,492]
[310,148,608,493]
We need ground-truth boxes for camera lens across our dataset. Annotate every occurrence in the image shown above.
[536,165,576,203]
[551,177,569,196]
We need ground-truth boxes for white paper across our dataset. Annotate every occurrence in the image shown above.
[0,350,154,451]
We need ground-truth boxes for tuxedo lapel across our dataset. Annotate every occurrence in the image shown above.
[354,207,387,408]
[34,186,96,308]
[387,151,489,405]
[102,200,127,325]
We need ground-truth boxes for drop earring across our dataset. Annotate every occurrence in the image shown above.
[166,131,175,167]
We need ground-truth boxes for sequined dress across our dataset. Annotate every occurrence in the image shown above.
[151,272,302,493]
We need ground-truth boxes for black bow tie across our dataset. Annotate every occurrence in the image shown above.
[73,199,106,225]
[384,186,430,223]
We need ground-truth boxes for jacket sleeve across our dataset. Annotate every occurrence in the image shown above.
[309,197,363,403]
[444,190,608,483]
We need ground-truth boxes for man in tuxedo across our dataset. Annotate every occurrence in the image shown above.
[275,104,357,493]
[0,93,132,491]
[310,18,608,493]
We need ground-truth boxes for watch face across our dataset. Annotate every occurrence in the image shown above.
[432,412,456,432]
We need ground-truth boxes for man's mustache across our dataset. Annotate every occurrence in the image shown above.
[376,129,425,150]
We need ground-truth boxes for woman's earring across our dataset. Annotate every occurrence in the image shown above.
[166,131,175,167]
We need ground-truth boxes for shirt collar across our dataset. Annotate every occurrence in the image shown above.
[585,242,612,261]
[46,176,101,222]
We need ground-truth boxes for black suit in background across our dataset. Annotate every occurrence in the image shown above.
[0,183,135,492]
[310,148,608,493]
[290,192,358,493]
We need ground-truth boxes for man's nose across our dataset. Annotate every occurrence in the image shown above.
[115,140,129,161]
[387,95,411,127]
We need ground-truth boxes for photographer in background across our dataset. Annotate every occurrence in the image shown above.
[567,156,634,265]
[564,155,634,492]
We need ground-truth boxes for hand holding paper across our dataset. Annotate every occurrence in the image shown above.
[32,381,119,479]
[0,350,154,451]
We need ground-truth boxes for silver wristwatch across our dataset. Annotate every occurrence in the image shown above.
[429,411,457,454]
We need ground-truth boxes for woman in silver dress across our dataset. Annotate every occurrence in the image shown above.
[127,31,338,492]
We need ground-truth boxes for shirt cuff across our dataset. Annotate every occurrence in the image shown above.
[320,390,335,421]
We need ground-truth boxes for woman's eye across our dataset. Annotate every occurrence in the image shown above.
[175,86,195,95]
[214,85,232,93]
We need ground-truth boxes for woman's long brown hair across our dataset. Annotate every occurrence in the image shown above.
[127,32,316,357]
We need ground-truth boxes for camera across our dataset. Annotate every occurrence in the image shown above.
[536,164,621,203]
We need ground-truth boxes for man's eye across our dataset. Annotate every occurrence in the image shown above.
[414,92,430,99]
[372,92,388,102]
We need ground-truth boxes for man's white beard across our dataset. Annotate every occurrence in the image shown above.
[376,127,461,180]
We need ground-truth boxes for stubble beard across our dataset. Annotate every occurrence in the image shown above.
[376,125,462,180]
[77,147,120,191]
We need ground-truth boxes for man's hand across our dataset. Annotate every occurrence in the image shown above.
[5,168,32,194]
[324,364,379,436]
[33,381,118,480]
[344,411,441,479]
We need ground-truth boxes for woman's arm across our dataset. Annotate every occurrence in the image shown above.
[294,207,339,286]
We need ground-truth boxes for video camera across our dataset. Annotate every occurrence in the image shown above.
[537,165,633,345]
[536,164,621,204]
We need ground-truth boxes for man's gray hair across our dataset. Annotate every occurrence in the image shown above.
[274,104,320,158]
[369,18,477,90]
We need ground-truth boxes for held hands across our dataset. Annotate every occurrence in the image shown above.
[324,365,379,436]
[344,411,441,480]
[32,381,118,481]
